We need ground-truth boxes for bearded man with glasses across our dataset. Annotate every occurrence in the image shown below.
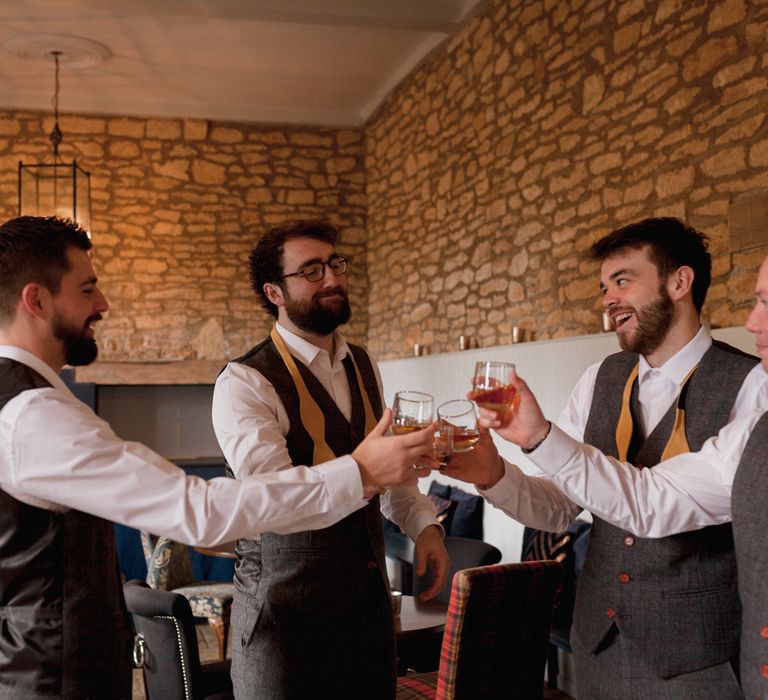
[212,219,448,699]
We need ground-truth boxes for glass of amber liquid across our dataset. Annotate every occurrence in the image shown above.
[437,399,479,452]
[391,390,434,434]
[469,361,520,415]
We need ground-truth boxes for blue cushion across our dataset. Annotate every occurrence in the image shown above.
[427,481,483,540]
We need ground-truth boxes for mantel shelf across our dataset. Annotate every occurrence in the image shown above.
[73,359,225,385]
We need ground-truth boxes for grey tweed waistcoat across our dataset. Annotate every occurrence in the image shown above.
[732,411,768,700]
[230,337,389,611]
[577,341,756,679]
[0,359,131,700]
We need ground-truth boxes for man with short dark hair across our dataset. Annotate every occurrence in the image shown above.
[475,252,768,699]
[444,218,768,697]
[0,216,435,699]
[213,219,448,699]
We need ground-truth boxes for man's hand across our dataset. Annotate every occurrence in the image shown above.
[439,427,505,490]
[413,525,449,601]
[352,409,439,498]
[474,372,551,451]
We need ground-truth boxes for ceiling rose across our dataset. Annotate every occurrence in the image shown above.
[2,33,111,68]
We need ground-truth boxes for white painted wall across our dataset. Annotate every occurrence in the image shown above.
[378,326,756,564]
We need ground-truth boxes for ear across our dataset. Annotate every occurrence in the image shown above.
[263,282,285,309]
[19,283,51,320]
[667,266,694,302]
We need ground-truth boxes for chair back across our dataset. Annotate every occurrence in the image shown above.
[436,560,563,700]
[141,531,196,590]
[521,520,591,640]
[414,536,502,603]
[124,579,205,700]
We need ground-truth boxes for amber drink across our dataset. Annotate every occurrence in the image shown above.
[437,399,479,452]
[469,361,519,413]
[392,390,434,434]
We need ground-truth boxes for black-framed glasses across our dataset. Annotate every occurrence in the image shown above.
[282,256,350,283]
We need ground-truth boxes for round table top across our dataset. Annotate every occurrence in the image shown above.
[395,594,448,640]
[193,545,237,559]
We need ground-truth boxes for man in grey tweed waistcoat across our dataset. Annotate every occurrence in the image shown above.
[0,216,440,700]
[443,218,768,698]
[480,254,768,699]
[212,219,448,699]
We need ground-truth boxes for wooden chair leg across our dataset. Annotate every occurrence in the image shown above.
[208,617,228,660]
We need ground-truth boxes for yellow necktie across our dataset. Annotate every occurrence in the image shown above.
[615,363,696,464]
[270,327,377,465]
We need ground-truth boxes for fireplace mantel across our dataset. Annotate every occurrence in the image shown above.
[73,359,224,385]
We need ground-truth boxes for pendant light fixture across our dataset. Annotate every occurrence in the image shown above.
[18,50,92,232]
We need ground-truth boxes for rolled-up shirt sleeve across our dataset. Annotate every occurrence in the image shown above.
[2,387,365,546]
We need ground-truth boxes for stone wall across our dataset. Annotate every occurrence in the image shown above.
[365,0,768,360]
[0,112,367,361]
[2,0,768,366]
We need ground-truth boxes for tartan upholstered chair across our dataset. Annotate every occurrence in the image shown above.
[396,560,564,700]
[140,531,234,660]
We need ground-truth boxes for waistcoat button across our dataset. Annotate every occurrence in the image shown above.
[367,561,377,570]
[618,572,631,584]
[624,536,635,547]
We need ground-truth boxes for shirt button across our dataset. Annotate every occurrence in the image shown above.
[618,572,631,584]
[624,536,635,547]
[761,664,768,679]
[367,561,377,570]
[761,627,768,639]
[607,607,616,619]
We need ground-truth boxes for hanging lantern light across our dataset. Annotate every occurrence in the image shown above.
[18,50,92,232]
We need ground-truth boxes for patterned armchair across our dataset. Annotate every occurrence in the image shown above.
[396,560,563,700]
[140,531,234,660]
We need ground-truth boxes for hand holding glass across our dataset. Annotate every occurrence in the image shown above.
[437,399,479,452]
[469,361,520,414]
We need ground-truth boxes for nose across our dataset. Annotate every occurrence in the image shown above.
[320,263,338,285]
[95,286,109,314]
[601,288,619,308]
[745,301,761,334]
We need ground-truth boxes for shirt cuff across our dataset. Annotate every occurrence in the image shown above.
[525,423,583,475]
[405,509,444,543]
[310,455,365,506]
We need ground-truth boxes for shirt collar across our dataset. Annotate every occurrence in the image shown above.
[274,322,349,367]
[0,345,72,393]
[638,325,712,385]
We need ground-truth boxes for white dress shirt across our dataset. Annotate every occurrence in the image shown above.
[0,345,367,547]
[212,323,438,542]
[481,327,768,532]
[526,404,767,538]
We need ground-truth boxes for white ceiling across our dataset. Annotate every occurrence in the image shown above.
[0,0,487,127]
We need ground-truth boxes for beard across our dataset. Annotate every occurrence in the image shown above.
[283,285,351,335]
[53,312,100,366]
[616,286,675,357]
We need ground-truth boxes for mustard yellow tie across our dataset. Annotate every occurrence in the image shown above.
[270,327,377,465]
[615,364,696,464]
